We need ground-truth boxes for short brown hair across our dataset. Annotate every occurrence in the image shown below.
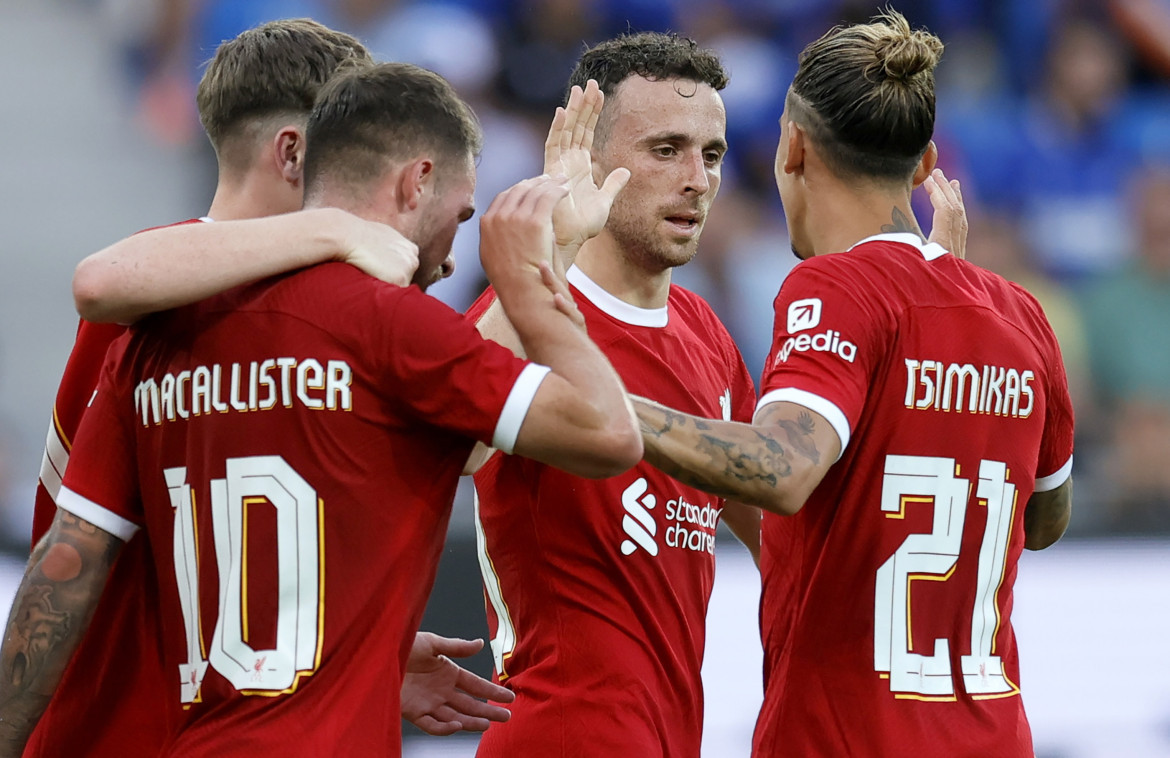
[788,10,942,180]
[196,19,372,154]
[304,62,483,193]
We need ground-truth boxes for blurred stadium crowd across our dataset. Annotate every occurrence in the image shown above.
[2,0,1168,549]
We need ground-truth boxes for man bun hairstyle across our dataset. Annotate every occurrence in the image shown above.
[304,61,483,194]
[788,9,942,180]
[196,18,372,155]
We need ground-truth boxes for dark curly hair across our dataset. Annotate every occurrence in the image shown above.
[567,31,728,100]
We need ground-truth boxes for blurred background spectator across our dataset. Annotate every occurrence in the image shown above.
[2,1,1169,756]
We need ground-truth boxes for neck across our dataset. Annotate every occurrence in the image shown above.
[573,230,673,309]
[804,179,923,257]
[206,170,300,221]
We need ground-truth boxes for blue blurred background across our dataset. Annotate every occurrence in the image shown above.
[0,1,1168,756]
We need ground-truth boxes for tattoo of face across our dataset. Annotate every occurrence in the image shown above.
[881,206,924,240]
[8,586,70,688]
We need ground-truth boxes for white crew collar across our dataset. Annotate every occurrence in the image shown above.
[198,216,214,223]
[566,264,669,328]
[848,232,949,261]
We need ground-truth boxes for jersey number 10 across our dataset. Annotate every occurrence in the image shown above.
[874,454,1019,701]
[165,455,323,704]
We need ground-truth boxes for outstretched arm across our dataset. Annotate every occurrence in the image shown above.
[401,632,514,736]
[633,397,840,515]
[74,208,419,324]
[0,509,124,755]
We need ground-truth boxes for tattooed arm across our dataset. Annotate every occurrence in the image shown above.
[633,397,840,516]
[0,509,124,755]
[1023,478,1072,550]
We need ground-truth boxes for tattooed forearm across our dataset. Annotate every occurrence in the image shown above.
[776,411,821,465]
[0,511,123,754]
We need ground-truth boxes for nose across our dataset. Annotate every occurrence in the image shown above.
[439,255,456,280]
[683,150,710,196]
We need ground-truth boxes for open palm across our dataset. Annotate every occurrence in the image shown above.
[546,80,631,259]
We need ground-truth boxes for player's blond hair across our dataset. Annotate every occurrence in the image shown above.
[196,19,372,168]
[787,9,943,180]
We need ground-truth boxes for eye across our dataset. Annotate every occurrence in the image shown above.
[652,145,678,158]
[704,150,724,167]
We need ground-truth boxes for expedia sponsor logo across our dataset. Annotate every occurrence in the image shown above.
[776,329,857,365]
[787,298,822,333]
[619,478,720,557]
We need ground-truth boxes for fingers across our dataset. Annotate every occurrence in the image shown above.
[411,714,463,737]
[561,85,583,156]
[599,167,631,203]
[445,690,513,724]
[580,79,603,152]
[426,635,484,660]
[544,106,567,172]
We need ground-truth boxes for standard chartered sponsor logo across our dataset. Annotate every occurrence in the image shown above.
[620,478,658,556]
[619,478,721,557]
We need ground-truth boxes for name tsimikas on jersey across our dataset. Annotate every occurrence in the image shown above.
[904,358,1035,418]
[620,478,720,557]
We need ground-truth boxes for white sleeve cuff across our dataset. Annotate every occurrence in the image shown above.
[1034,455,1073,492]
[491,363,551,455]
[754,387,851,462]
[57,486,140,541]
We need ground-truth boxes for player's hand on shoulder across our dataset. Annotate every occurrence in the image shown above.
[479,174,570,281]
[545,80,631,266]
[338,212,420,287]
[923,168,967,260]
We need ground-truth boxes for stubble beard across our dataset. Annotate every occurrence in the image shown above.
[606,200,701,272]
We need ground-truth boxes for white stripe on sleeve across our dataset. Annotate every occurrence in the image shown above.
[38,420,70,502]
[491,364,551,455]
[1034,455,1073,492]
[57,486,140,541]
[754,387,852,462]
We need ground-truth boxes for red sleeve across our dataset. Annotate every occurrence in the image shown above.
[57,335,143,541]
[1035,330,1075,491]
[464,285,497,322]
[757,261,889,456]
[729,338,757,425]
[32,320,128,546]
[378,286,545,453]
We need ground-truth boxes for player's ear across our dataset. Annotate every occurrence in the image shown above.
[911,140,939,189]
[398,158,435,212]
[274,125,306,187]
[784,119,805,178]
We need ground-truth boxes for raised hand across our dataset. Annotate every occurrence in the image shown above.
[400,632,514,736]
[479,174,571,282]
[923,168,968,260]
[340,216,420,286]
[546,80,631,265]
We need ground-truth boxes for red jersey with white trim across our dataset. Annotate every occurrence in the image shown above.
[25,218,201,758]
[57,263,542,758]
[468,266,756,758]
[752,234,1075,758]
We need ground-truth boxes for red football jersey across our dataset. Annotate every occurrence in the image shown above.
[57,263,544,757]
[468,265,756,758]
[752,234,1075,757]
[25,219,201,758]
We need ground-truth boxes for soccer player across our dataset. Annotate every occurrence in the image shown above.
[466,34,759,758]
[16,20,496,757]
[0,61,640,757]
[631,12,1074,757]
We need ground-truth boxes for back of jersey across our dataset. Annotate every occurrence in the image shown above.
[753,234,1074,758]
[60,263,534,757]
